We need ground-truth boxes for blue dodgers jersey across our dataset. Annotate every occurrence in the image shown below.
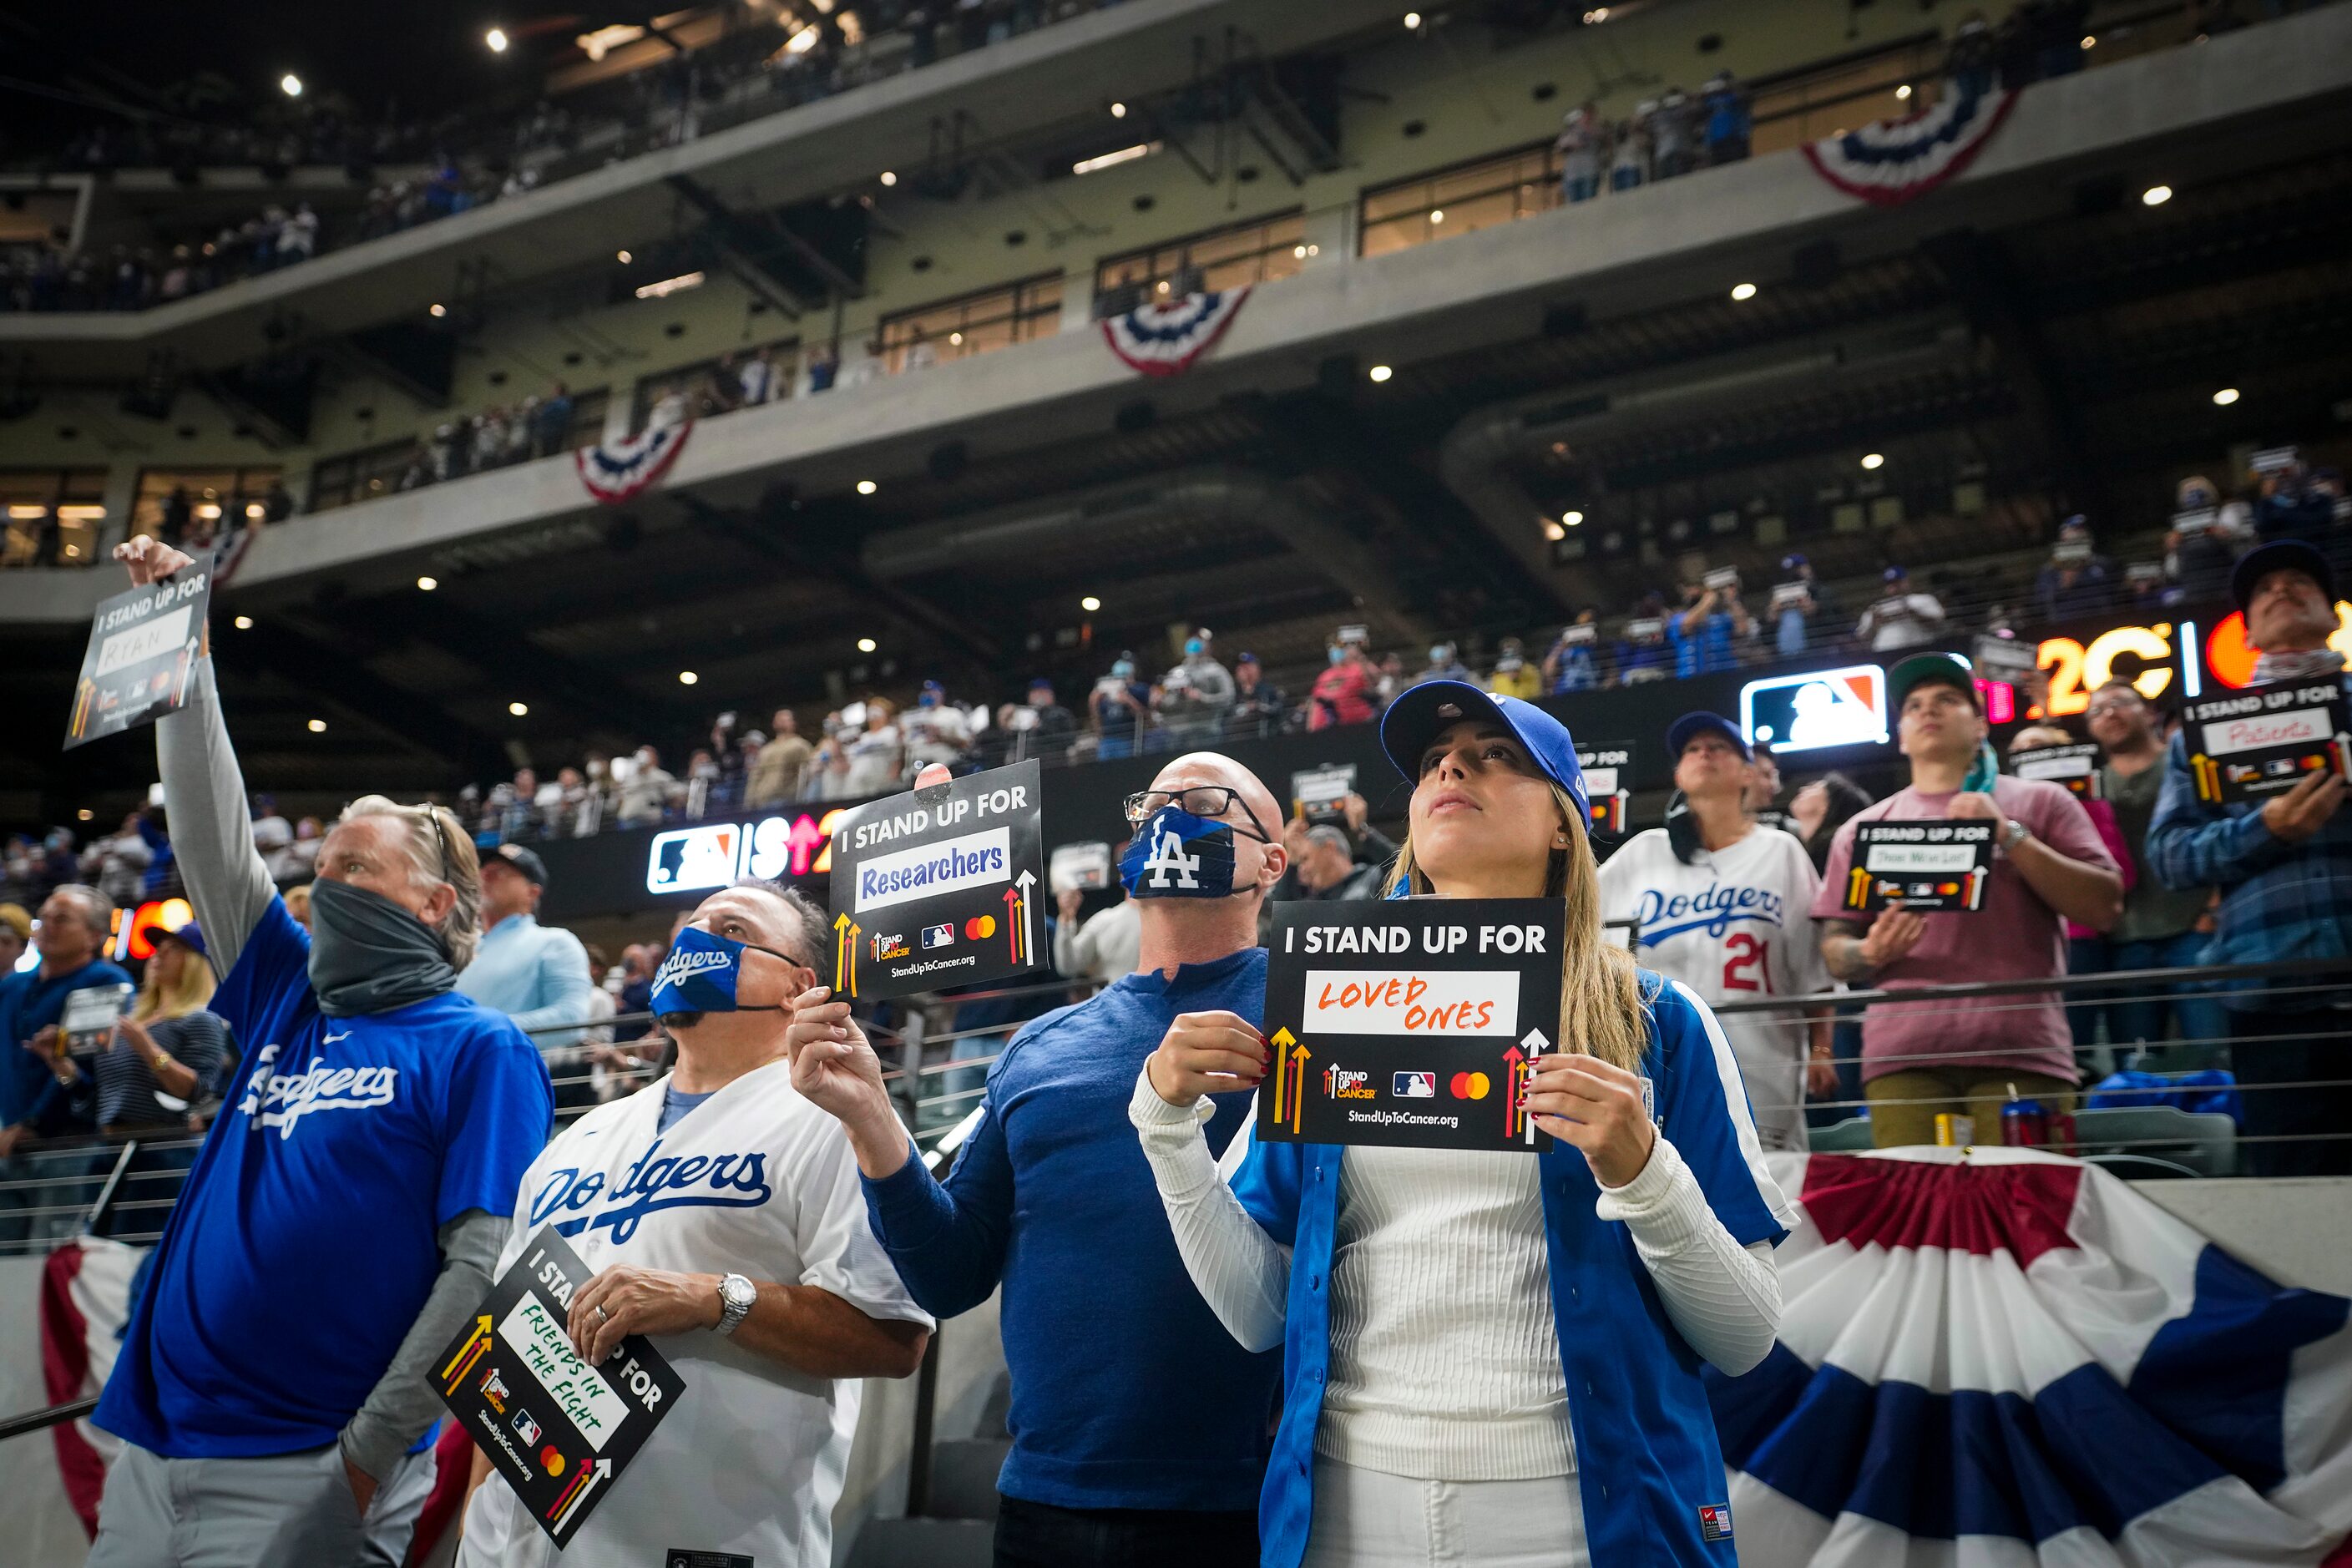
[96,897,554,1458]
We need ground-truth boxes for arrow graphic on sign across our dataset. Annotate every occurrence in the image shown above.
[1519,1029,1550,1143]
[547,1455,613,1533]
[1502,1044,1527,1141]
[1004,869,1036,964]
[1268,1029,1310,1135]
[1016,868,1035,963]
[833,913,861,999]
[439,1314,493,1392]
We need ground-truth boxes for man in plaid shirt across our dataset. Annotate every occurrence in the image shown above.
[2147,539,2352,1176]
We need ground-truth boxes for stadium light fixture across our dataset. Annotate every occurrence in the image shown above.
[233,615,254,630]
[948,331,963,346]
[1429,208,1445,224]
[78,808,94,822]
[2213,387,2240,406]
[1860,453,1885,470]
[1081,595,1102,612]
[1073,143,1157,175]
[508,701,529,716]
[1730,281,1758,301]
[878,169,897,186]
[1404,12,1423,28]
[307,718,327,732]
[1110,102,1127,119]
[616,249,632,263]
[785,23,821,53]
[485,27,508,52]
[634,271,705,300]
[1542,518,1565,541]
[2081,33,2096,48]
[416,575,438,591]
[857,637,878,654]
[1563,510,1585,526]
[856,479,878,495]
[1895,83,1912,100]
[58,505,104,521]
[2142,185,2172,206]
[429,303,447,317]
[1368,365,1393,382]
[280,73,304,98]
[678,670,699,685]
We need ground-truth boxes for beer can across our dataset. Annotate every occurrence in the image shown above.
[2000,1098,2049,1147]
[1934,1112,1975,1147]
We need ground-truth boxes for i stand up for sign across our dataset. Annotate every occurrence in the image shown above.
[826,758,1047,1001]
[436,1227,683,1549]
[2183,679,2352,805]
[1259,898,1566,1151]
[1841,821,1995,912]
[65,553,211,749]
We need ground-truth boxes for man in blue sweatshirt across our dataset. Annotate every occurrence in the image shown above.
[787,752,1289,1567]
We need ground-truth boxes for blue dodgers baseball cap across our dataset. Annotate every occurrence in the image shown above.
[1378,680,1590,823]
[154,920,206,959]
[1667,711,1751,761]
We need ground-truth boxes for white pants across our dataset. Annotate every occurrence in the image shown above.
[1301,1457,1591,1568]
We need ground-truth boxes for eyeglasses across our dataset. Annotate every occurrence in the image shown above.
[424,807,456,882]
[1121,787,1273,843]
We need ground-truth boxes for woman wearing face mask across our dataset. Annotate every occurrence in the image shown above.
[87,536,554,1568]
[1132,683,1792,1568]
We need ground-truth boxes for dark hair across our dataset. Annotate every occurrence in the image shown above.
[1802,771,1874,873]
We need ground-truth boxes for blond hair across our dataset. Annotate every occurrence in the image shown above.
[1390,782,1649,1072]
[338,796,483,969]
[134,936,218,1024]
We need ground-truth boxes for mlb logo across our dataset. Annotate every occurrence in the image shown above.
[923,923,954,949]
[1739,664,1888,754]
[1393,1071,1435,1099]
[512,1409,542,1446]
[1698,1503,1733,1541]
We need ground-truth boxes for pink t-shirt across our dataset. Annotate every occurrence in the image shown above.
[1809,776,2118,1085]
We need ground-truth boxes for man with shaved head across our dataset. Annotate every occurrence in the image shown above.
[787,753,1289,1567]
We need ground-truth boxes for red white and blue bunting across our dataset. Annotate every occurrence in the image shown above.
[1101,286,1251,377]
[1706,1149,2352,1566]
[575,418,694,504]
[1801,84,2016,207]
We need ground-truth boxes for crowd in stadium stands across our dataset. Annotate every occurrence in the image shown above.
[0,1,1120,314]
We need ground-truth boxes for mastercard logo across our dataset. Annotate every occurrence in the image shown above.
[1449,1071,1491,1101]
[541,1445,565,1475]
[964,914,997,939]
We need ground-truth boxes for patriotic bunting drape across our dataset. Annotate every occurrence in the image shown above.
[1802,84,2018,206]
[40,1237,147,1536]
[1100,286,1251,377]
[576,417,693,504]
[1706,1149,2352,1566]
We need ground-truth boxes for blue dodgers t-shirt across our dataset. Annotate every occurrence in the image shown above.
[96,896,554,1458]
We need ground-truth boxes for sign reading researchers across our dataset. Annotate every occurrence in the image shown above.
[826,758,1046,1000]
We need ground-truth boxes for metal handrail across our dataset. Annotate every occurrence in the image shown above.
[1706,957,2349,1015]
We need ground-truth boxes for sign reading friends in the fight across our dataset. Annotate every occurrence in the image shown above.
[826,758,1045,1001]
[2008,741,2102,799]
[1576,741,1633,835]
[1841,821,1995,913]
[65,554,210,751]
[1259,898,1565,1152]
[2183,679,2352,806]
[437,1227,683,1549]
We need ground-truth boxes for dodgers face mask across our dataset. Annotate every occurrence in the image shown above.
[1120,807,1243,898]
[651,924,794,1017]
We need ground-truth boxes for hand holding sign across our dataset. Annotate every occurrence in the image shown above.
[1945,792,2002,822]
[1525,1054,1657,1189]
[1860,908,1929,967]
[2258,768,2348,844]
[783,985,896,1138]
[1145,1010,1269,1107]
[569,1263,724,1364]
[115,534,196,586]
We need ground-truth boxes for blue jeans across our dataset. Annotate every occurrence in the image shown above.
[1562,174,1597,204]
[2067,930,2228,1069]
[1611,166,1641,192]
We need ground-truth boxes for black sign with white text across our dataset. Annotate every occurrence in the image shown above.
[1259,898,1565,1152]
[1576,741,1634,835]
[436,1227,683,1549]
[826,759,1045,1001]
[65,558,210,750]
[2008,741,2102,798]
[1841,821,1996,912]
[2183,679,2352,806]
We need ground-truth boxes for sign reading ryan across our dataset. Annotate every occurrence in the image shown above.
[1259,897,1566,1153]
[826,758,1046,1001]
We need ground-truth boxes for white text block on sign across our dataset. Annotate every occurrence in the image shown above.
[2202,707,2335,757]
[93,605,193,679]
[498,1297,630,1453]
[1861,842,1983,875]
[1304,970,1520,1037]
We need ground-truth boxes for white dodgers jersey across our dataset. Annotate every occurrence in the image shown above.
[1597,826,1830,1151]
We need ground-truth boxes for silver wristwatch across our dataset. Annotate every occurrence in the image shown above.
[714,1273,756,1337]
[2000,817,2031,852]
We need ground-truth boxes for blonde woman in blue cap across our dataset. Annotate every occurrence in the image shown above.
[1132,682,1793,1568]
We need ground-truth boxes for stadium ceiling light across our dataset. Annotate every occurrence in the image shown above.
[678,670,699,685]
[1429,208,1445,223]
[1562,509,1585,526]
[784,23,821,53]
[416,574,438,590]
[2213,387,2240,406]
[1110,101,1127,119]
[77,808,94,822]
[857,637,878,653]
[428,302,447,317]
[508,701,529,716]
[1368,364,1393,382]
[485,27,509,52]
[1081,595,1102,612]
[1895,83,1912,100]
[233,615,254,630]
[1860,453,1885,470]
[856,478,878,495]
[948,331,963,345]
[878,169,897,186]
[1072,142,1157,175]
[280,73,304,98]
[633,271,705,300]
[1730,281,1758,301]
[2142,184,2172,206]
[616,249,632,263]
[1542,518,1565,541]
[307,718,327,732]
[1404,12,1423,28]
[2081,33,2096,48]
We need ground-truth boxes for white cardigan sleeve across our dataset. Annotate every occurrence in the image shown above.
[1596,1135,1783,1374]
[1128,1068,1290,1353]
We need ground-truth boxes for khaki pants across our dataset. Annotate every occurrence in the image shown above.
[1864,1067,2076,1149]
[89,1439,437,1568]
